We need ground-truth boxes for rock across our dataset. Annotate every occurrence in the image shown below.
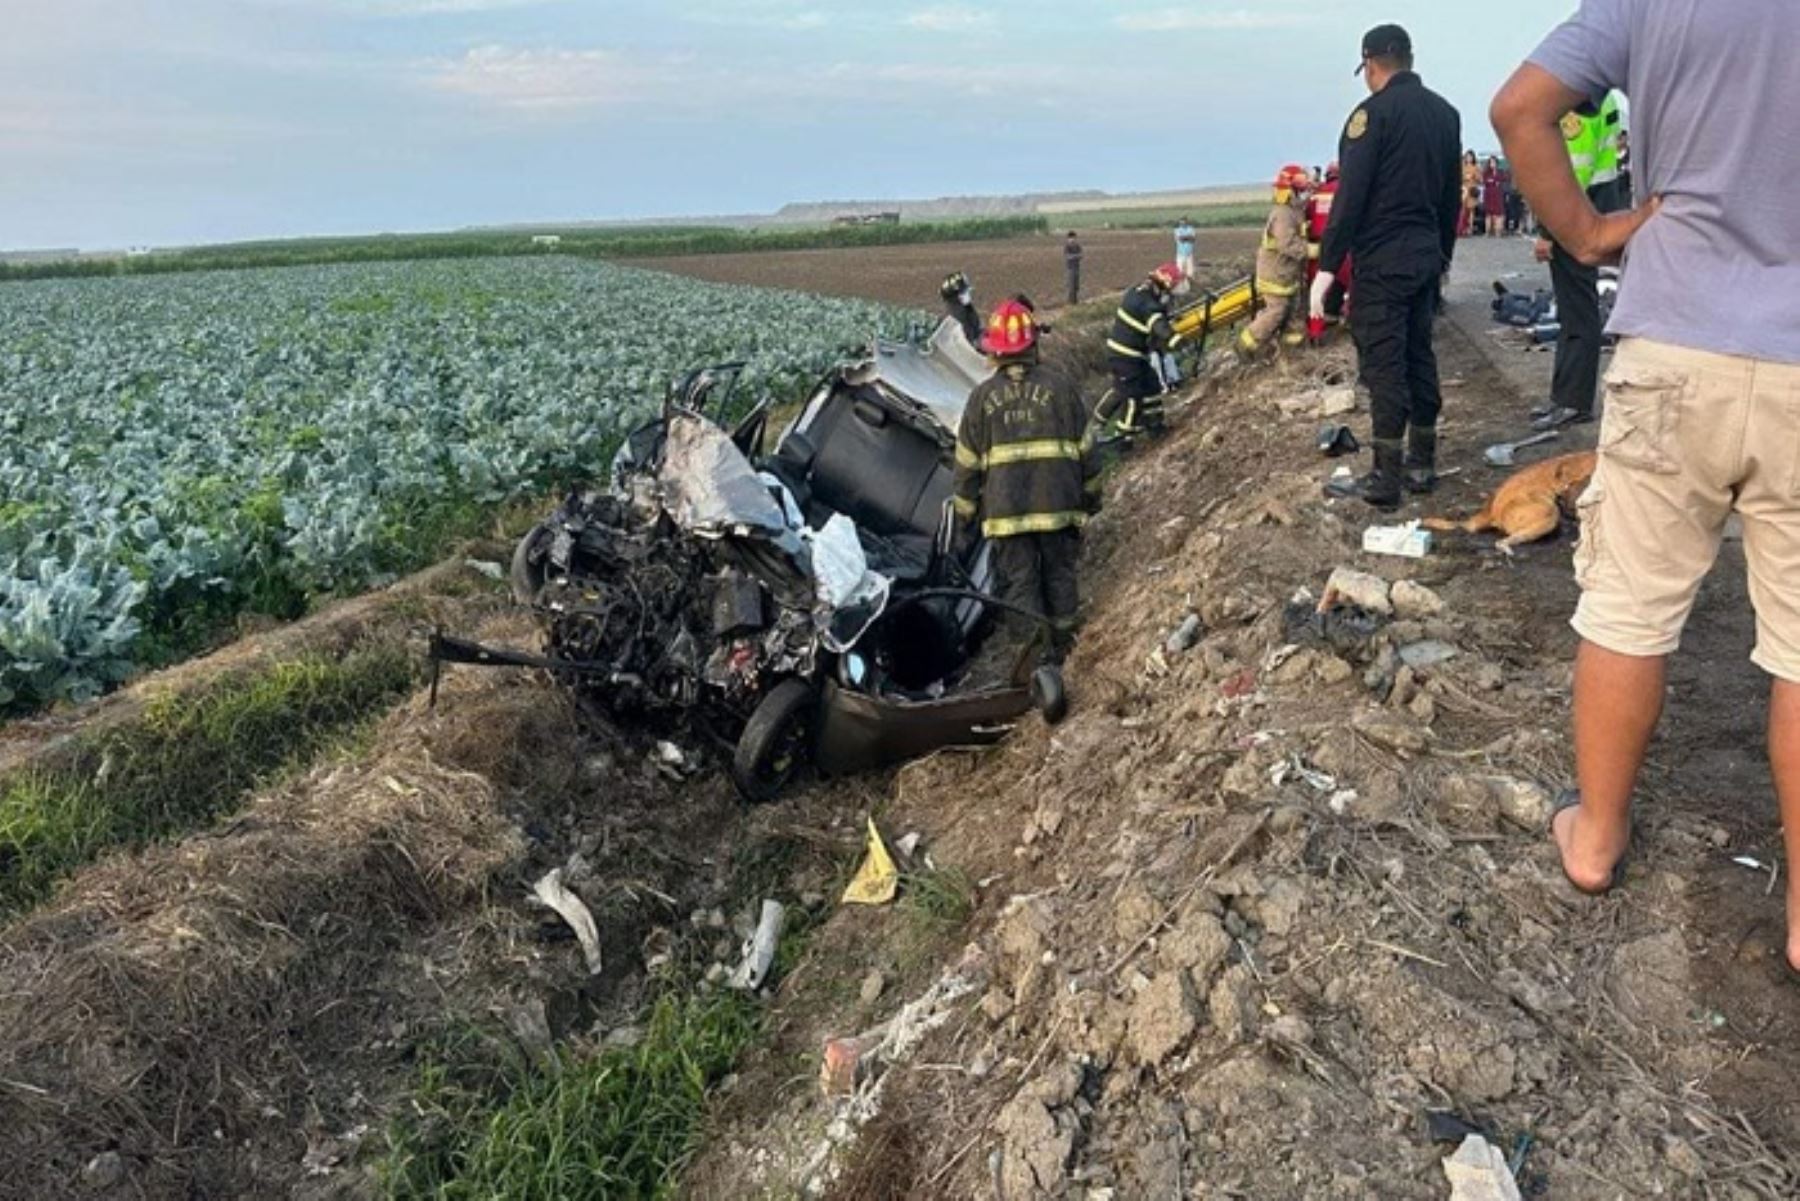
[1322,567,1393,616]
[1408,692,1438,725]
[1166,613,1204,655]
[1493,777,1551,830]
[1207,965,1258,1044]
[1353,710,1430,756]
[1399,640,1458,670]
[996,1064,1085,1198]
[1128,971,1201,1066]
[1442,1134,1523,1201]
[980,988,1015,1025]
[1267,1014,1315,1048]
[1389,664,1420,708]
[81,1152,125,1192]
[1221,754,1266,799]
[1390,579,1445,619]
[1609,930,1691,1029]
[1269,648,1321,685]
[860,970,887,1005]
[1313,654,1355,685]
[1113,880,1163,945]
[1243,879,1304,938]
[1320,386,1360,417]
[820,1033,882,1096]
[1156,912,1233,991]
[1439,775,1502,832]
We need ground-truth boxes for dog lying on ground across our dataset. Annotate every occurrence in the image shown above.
[1424,450,1597,552]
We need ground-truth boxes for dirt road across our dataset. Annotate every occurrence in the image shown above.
[617,227,1259,311]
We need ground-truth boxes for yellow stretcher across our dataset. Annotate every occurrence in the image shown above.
[1170,276,1259,348]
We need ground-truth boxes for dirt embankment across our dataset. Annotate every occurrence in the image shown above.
[681,325,1800,1198]
[619,228,1258,311]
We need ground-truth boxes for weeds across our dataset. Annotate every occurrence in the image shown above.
[382,992,763,1200]
[0,646,416,914]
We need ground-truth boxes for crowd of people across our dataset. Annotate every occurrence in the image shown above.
[947,2,1800,978]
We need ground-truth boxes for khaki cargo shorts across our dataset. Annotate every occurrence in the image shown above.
[1573,337,1800,681]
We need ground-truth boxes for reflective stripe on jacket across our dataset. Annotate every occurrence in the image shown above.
[1255,200,1308,295]
[952,361,1100,539]
[1107,284,1177,361]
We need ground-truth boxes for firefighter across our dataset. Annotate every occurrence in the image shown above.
[1101,262,1185,438]
[941,271,981,346]
[1314,24,1462,508]
[1304,161,1349,339]
[952,299,1100,663]
[1238,164,1313,359]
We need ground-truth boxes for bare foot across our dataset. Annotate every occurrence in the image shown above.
[1550,800,1629,895]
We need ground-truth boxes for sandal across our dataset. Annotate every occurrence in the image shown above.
[1549,789,1630,896]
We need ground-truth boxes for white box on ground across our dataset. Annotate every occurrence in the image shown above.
[1363,521,1433,559]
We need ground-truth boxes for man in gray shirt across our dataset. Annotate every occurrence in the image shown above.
[1494,0,1800,972]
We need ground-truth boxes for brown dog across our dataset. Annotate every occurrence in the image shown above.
[1424,450,1597,551]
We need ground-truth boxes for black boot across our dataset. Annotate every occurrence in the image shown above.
[1404,426,1438,494]
[1325,438,1403,510]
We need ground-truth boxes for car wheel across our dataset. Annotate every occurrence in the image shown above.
[1031,665,1068,726]
[509,521,555,605]
[732,679,818,803]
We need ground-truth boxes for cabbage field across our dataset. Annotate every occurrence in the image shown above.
[0,257,919,712]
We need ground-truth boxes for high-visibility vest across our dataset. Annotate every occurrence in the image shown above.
[1566,91,1623,189]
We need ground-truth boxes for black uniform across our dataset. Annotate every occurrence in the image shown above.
[1102,283,1179,436]
[1064,237,1084,305]
[953,358,1100,655]
[1320,71,1462,498]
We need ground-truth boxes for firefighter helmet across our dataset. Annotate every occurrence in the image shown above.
[1149,262,1184,291]
[1274,163,1312,192]
[980,298,1038,357]
[940,271,971,301]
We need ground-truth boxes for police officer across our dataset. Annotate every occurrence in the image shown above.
[1531,90,1625,431]
[953,299,1100,663]
[1101,262,1185,438]
[1313,24,1462,508]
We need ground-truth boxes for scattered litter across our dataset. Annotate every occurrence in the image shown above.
[1328,789,1358,815]
[1483,431,1558,468]
[652,740,694,778]
[530,868,604,976]
[1320,567,1394,616]
[1363,521,1434,559]
[1271,754,1336,794]
[842,819,899,906]
[1317,424,1361,457]
[1331,464,1355,480]
[463,558,506,581]
[820,1032,883,1097]
[1400,641,1460,670]
[895,831,923,860]
[1732,856,1765,871]
[1427,1111,1487,1145]
[1264,644,1302,673]
[1165,613,1204,655]
[1442,1134,1523,1201]
[729,899,786,990]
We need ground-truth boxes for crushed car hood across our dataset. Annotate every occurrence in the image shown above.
[841,316,994,433]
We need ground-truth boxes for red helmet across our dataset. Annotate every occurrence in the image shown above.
[1150,261,1185,291]
[980,298,1038,357]
[1275,163,1311,191]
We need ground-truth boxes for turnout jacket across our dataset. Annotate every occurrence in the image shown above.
[953,360,1100,538]
[1255,200,1308,294]
[1106,284,1179,362]
[1319,71,1462,280]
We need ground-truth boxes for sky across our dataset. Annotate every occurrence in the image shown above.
[0,0,1583,250]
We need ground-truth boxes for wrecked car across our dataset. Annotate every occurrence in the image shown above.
[432,318,1067,801]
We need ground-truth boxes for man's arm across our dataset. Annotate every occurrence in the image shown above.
[1439,111,1464,268]
[1319,111,1376,277]
[1492,64,1657,265]
[952,397,986,527]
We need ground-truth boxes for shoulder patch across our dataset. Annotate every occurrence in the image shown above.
[1560,111,1585,140]
[1346,109,1369,140]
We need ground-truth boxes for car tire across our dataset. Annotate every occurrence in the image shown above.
[732,679,818,803]
[1031,665,1068,726]
[509,521,555,605]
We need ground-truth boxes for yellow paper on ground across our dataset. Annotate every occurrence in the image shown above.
[841,818,898,906]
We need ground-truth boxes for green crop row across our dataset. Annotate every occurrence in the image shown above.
[0,216,1051,282]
